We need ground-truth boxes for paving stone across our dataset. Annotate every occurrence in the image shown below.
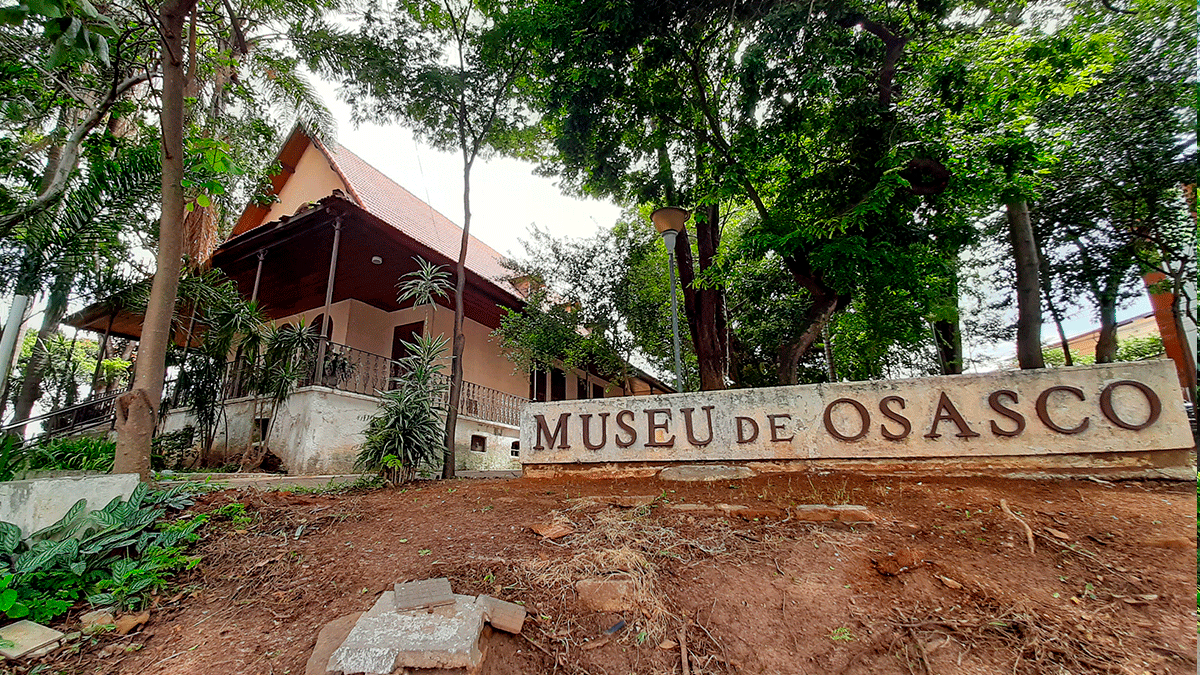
[657,465,756,482]
[0,620,64,660]
[662,503,722,514]
[790,504,874,524]
[393,578,455,612]
[599,495,657,508]
[719,504,786,520]
[327,592,485,674]
[576,577,636,612]
[477,596,525,634]
[305,612,361,675]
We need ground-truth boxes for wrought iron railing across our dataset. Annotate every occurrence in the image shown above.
[298,342,395,396]
[433,375,526,427]
[162,339,528,429]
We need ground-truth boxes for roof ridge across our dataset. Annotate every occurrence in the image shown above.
[310,134,364,207]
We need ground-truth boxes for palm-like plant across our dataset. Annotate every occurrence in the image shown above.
[357,334,449,483]
[396,257,451,346]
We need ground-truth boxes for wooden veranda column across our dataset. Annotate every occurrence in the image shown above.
[250,249,267,302]
[315,219,343,372]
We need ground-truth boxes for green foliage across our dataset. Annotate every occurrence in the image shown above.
[1041,348,1094,368]
[396,257,451,310]
[87,545,201,611]
[10,332,99,410]
[23,436,116,473]
[1114,336,1164,362]
[0,484,208,622]
[151,426,196,471]
[357,334,449,483]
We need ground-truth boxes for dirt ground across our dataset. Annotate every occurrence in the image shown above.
[21,471,1199,675]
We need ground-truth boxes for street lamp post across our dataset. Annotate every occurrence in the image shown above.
[651,207,690,393]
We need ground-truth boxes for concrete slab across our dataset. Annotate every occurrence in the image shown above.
[0,620,64,660]
[657,465,756,482]
[0,474,139,538]
[393,578,454,612]
[327,592,485,674]
[477,596,525,634]
[305,612,361,675]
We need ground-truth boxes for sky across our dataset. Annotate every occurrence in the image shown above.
[312,80,625,262]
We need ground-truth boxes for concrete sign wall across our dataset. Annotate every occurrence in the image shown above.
[519,360,1192,465]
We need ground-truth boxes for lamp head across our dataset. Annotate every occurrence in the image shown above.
[651,207,690,236]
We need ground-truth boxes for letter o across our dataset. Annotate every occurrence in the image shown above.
[823,398,870,442]
[1035,386,1089,435]
[1099,380,1162,431]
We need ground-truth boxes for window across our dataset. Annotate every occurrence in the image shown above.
[470,435,486,453]
[510,440,519,458]
[593,383,605,399]
[254,417,270,446]
[550,368,566,401]
[577,376,589,399]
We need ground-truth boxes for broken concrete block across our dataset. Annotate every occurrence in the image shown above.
[0,620,64,660]
[79,609,115,634]
[657,465,755,482]
[326,592,485,674]
[393,577,455,612]
[576,577,636,612]
[477,595,525,634]
[305,612,361,675]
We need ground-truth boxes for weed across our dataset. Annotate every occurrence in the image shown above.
[830,627,855,641]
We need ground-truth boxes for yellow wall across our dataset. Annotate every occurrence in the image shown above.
[262,143,346,224]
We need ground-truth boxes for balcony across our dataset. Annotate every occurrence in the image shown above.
[171,340,527,429]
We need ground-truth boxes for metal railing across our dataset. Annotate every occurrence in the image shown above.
[164,339,528,429]
[434,375,526,427]
[298,342,395,397]
[0,390,122,441]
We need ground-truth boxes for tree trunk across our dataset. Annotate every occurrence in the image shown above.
[1093,292,1119,364]
[932,319,963,375]
[114,0,197,482]
[10,276,71,436]
[0,295,31,415]
[777,253,844,385]
[443,150,472,479]
[1006,200,1044,369]
[822,323,837,381]
[673,204,727,390]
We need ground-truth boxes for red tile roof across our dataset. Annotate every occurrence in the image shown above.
[310,135,521,300]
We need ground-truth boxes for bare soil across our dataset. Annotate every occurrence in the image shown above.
[22,472,1199,675]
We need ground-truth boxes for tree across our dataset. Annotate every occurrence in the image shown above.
[510,0,974,383]
[1033,0,1195,365]
[2,142,159,432]
[298,0,534,477]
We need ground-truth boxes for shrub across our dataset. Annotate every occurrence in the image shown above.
[0,482,208,622]
[357,334,448,483]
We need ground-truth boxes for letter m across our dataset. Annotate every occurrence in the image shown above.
[534,413,571,450]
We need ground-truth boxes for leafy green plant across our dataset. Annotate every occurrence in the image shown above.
[830,627,855,641]
[357,334,449,483]
[87,545,201,611]
[214,503,253,528]
[0,483,209,622]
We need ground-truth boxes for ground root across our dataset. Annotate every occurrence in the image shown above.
[888,599,1189,675]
